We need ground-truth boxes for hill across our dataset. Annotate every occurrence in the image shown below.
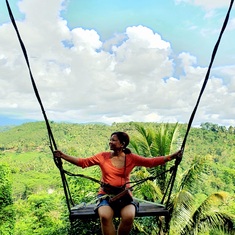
[0,121,234,234]
[0,121,234,195]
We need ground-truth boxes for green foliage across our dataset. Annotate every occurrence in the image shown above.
[0,164,15,234]
[127,123,235,234]
[14,191,68,235]
[177,154,211,192]
[179,192,235,235]
[129,122,180,194]
[0,121,235,234]
[70,219,102,235]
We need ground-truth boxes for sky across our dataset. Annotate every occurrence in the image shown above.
[0,0,235,127]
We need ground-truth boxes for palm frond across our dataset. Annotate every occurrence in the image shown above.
[154,123,179,156]
[168,190,195,234]
[180,192,234,235]
[130,123,180,195]
[200,211,235,232]
[193,192,228,221]
[170,122,179,150]
[181,211,235,235]
[178,155,210,191]
[129,123,152,156]
[129,140,140,155]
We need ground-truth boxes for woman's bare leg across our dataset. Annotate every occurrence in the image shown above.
[117,204,135,235]
[98,206,116,235]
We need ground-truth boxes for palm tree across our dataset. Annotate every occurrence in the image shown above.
[169,155,234,235]
[129,122,180,233]
[130,122,179,194]
[179,192,234,235]
[129,123,235,235]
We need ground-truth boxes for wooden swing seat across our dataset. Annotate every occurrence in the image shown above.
[70,202,169,220]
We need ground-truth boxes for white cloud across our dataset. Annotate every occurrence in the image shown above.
[0,0,234,127]
[228,18,235,31]
[193,0,232,10]
[175,0,232,10]
[71,28,102,52]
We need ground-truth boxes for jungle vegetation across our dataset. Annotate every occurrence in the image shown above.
[0,121,234,235]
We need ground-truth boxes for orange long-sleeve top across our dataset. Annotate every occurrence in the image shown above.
[77,152,165,195]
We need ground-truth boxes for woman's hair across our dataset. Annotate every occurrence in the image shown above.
[111,131,131,154]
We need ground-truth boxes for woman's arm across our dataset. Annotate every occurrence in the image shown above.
[53,150,79,166]
[131,150,182,168]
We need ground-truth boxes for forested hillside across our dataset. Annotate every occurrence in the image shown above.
[0,121,234,234]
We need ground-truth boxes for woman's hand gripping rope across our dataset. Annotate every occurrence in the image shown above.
[164,149,183,163]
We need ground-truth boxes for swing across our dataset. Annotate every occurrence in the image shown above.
[70,203,169,220]
[64,165,176,221]
[6,0,234,232]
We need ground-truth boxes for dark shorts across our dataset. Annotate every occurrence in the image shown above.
[94,194,139,215]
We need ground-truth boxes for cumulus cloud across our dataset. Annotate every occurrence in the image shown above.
[0,0,235,127]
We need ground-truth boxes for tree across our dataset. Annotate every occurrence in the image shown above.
[129,123,235,235]
[169,155,235,235]
[130,122,179,194]
[129,123,180,234]
[0,164,15,235]
[14,191,69,235]
[179,192,234,235]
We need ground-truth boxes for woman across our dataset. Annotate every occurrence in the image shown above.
[54,131,182,235]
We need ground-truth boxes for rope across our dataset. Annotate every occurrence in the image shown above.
[5,0,74,212]
[164,0,234,211]
[180,0,234,154]
[124,166,174,188]
[63,170,101,184]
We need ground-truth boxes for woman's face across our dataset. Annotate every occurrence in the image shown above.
[109,134,123,151]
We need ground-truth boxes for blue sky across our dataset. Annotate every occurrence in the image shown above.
[60,0,234,66]
[0,0,235,127]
